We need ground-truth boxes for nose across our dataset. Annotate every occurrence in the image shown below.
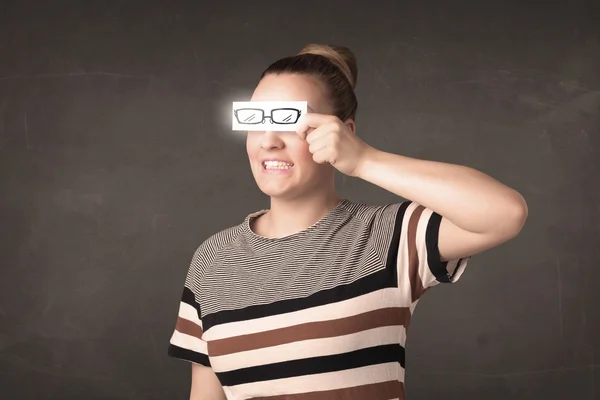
[260,130,284,150]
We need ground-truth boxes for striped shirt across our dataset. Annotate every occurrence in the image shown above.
[168,199,470,399]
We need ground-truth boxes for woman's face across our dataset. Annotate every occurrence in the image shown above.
[246,73,335,200]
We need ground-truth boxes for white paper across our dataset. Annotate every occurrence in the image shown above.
[232,101,307,131]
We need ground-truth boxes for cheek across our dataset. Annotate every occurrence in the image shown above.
[246,133,260,159]
[291,147,325,176]
[287,138,313,163]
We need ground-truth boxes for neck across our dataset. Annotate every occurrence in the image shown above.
[261,190,341,238]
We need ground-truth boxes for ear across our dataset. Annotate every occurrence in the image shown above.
[344,118,356,134]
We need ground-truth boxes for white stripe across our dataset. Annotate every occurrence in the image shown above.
[397,203,415,298]
[212,325,406,372]
[170,330,208,355]
[409,301,418,314]
[179,302,202,327]
[415,206,438,287]
[448,257,469,282]
[226,362,404,398]
[203,288,409,340]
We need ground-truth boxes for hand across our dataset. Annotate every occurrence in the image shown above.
[295,113,373,177]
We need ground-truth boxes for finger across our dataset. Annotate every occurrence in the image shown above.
[312,150,330,164]
[302,113,338,128]
[295,114,311,140]
[296,113,337,139]
[308,136,329,155]
[305,126,329,145]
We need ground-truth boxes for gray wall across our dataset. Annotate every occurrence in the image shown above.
[1,1,599,399]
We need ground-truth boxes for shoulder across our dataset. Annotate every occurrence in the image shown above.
[185,217,249,281]
[194,224,243,260]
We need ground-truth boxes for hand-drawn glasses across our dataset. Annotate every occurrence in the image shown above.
[233,108,301,125]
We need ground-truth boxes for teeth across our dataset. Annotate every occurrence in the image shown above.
[263,161,293,169]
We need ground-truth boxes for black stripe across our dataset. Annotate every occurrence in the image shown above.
[203,266,396,331]
[181,286,197,307]
[425,211,451,283]
[385,201,409,285]
[217,344,405,387]
[181,286,202,320]
[168,344,211,367]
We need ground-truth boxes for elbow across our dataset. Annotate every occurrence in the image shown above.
[487,189,528,240]
[504,190,528,238]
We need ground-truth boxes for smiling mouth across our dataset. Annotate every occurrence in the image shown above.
[262,161,294,170]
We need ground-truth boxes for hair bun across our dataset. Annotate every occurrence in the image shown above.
[297,44,358,89]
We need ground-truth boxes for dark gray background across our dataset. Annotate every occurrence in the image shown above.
[1,1,599,399]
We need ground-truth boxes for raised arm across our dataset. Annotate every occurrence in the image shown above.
[355,148,527,261]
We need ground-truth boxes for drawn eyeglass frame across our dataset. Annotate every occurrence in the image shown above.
[234,107,302,125]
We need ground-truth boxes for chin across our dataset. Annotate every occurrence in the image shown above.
[256,184,298,199]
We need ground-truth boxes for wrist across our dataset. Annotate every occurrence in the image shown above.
[353,145,381,179]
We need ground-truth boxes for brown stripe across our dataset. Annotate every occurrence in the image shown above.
[175,316,203,339]
[253,380,404,400]
[407,205,428,302]
[209,307,411,357]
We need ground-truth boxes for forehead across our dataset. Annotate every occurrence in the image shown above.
[251,73,330,113]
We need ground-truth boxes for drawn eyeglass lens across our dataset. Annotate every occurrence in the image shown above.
[271,109,299,124]
[237,109,263,124]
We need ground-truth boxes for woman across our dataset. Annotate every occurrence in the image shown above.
[168,44,528,400]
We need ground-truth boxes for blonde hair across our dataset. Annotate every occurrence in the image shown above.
[260,44,359,121]
[296,44,358,89]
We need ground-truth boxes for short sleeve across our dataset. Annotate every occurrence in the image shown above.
[390,201,470,302]
[168,286,211,367]
[167,248,212,367]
